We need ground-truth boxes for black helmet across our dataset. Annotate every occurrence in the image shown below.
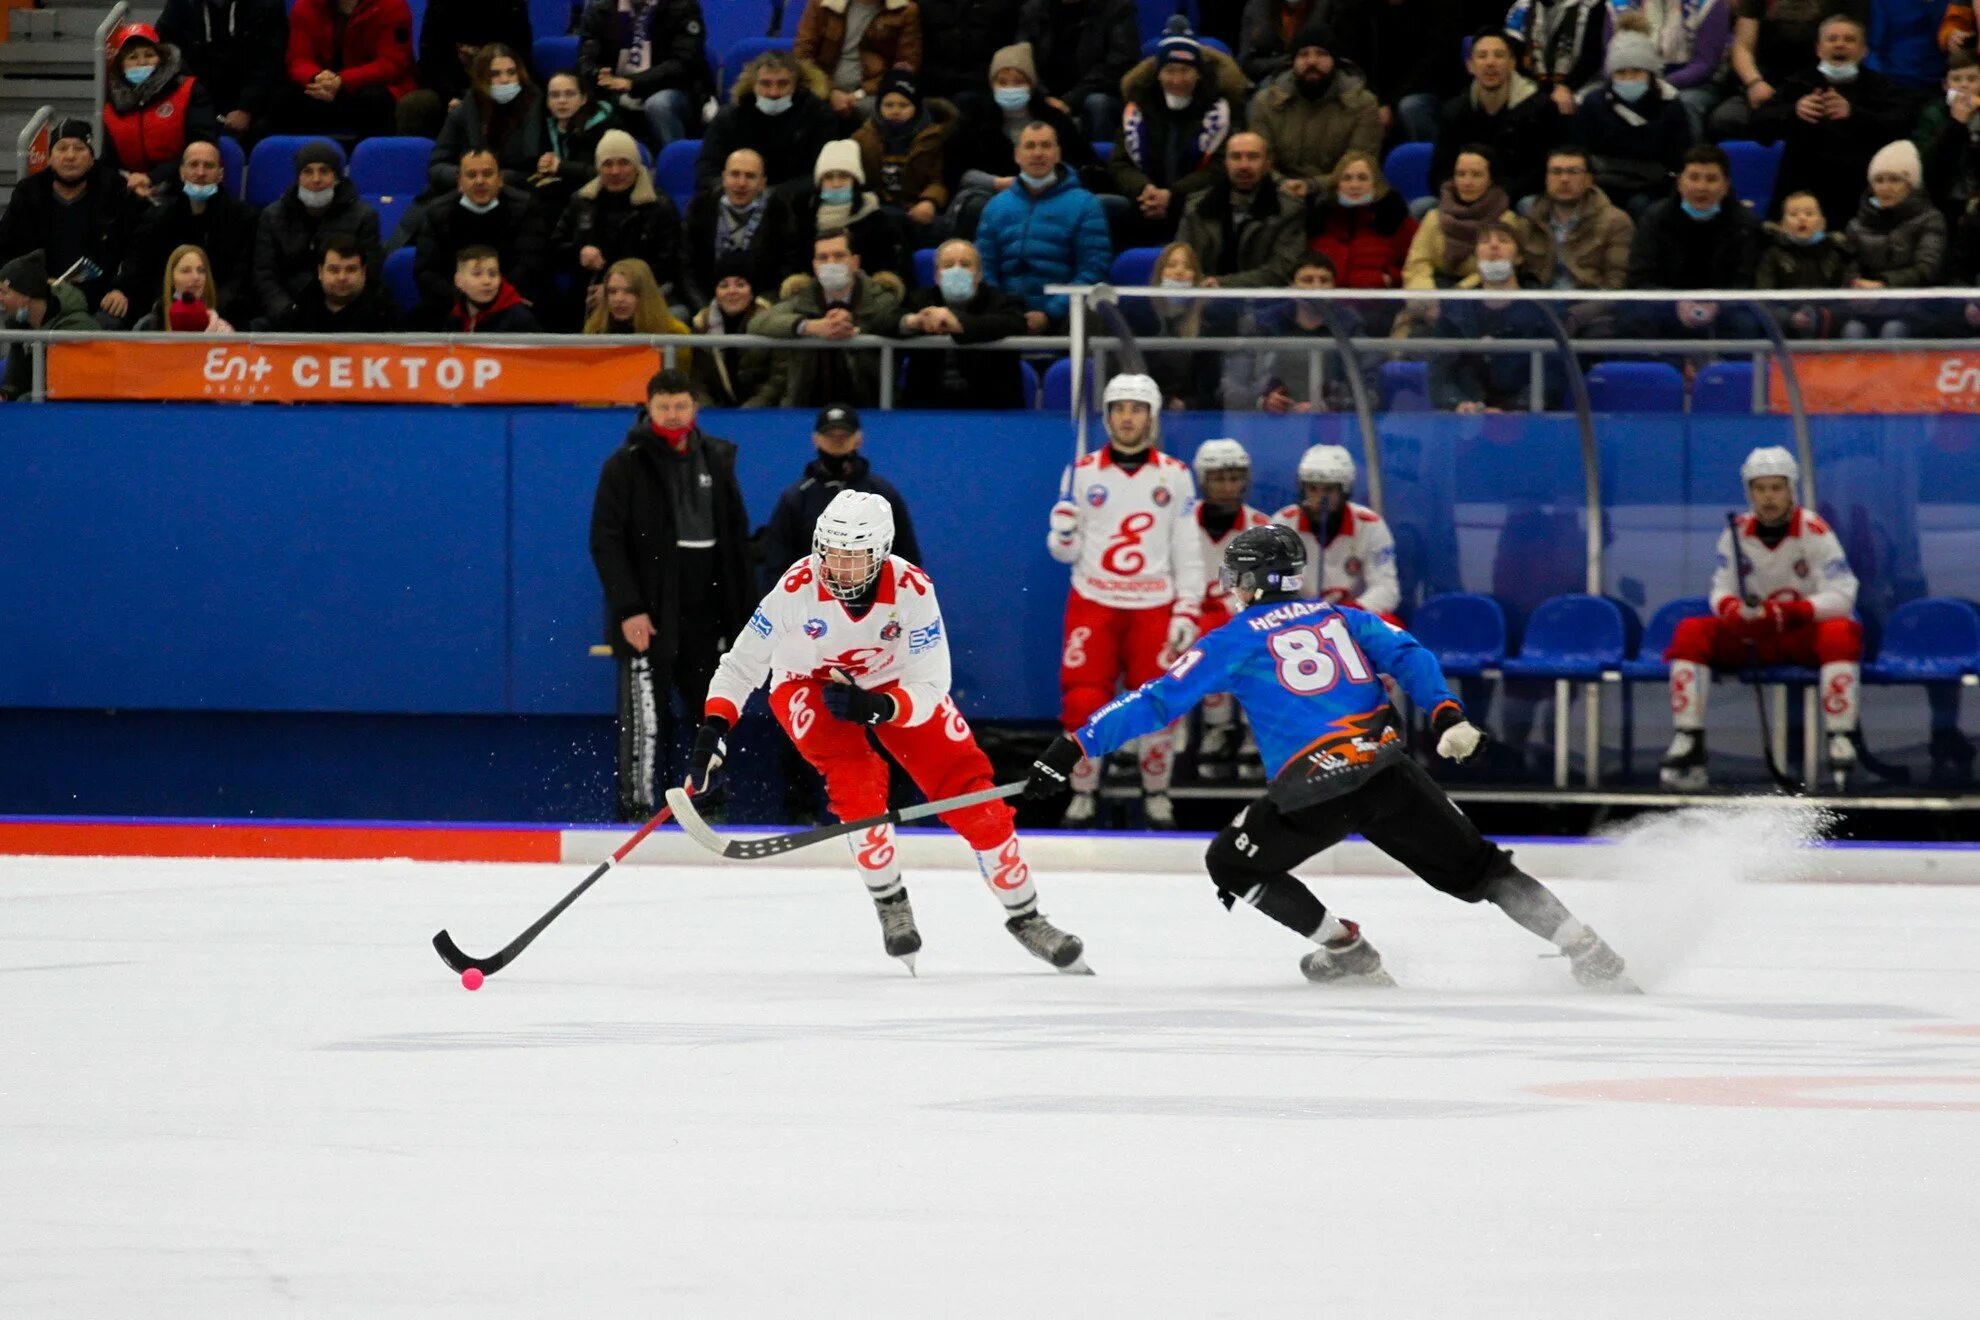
[1222,524,1306,599]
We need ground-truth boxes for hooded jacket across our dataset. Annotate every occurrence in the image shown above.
[758,450,925,592]
[1109,49,1246,200]
[156,0,288,118]
[447,277,542,332]
[1248,62,1383,190]
[103,42,220,176]
[1513,184,1634,291]
[1015,0,1139,107]
[589,420,755,662]
[1,282,94,401]
[410,184,548,314]
[691,297,789,407]
[285,0,417,98]
[796,0,924,95]
[253,177,384,320]
[576,0,713,105]
[1844,190,1948,288]
[1176,173,1305,288]
[114,182,258,322]
[429,87,551,192]
[697,60,846,194]
[552,164,686,299]
[973,165,1112,321]
[1431,71,1564,203]
[852,97,960,210]
[756,268,906,407]
[1305,185,1417,289]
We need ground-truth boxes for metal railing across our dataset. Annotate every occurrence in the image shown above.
[14,105,53,183]
[91,3,129,157]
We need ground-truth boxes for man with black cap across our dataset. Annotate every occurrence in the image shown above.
[0,251,99,402]
[589,368,755,821]
[0,119,146,316]
[252,139,383,323]
[758,404,924,589]
[1108,23,1241,244]
[1246,17,1382,197]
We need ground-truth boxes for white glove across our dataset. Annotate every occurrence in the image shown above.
[1162,613,1198,664]
[1436,719,1485,763]
[1047,501,1082,564]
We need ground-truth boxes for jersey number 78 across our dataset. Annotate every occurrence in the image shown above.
[1269,616,1372,695]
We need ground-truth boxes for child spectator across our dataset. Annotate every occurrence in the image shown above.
[1432,28,1566,205]
[945,42,1110,239]
[1016,0,1140,144]
[429,45,546,193]
[852,71,958,244]
[1406,146,1516,289]
[410,148,548,321]
[448,244,543,332]
[251,141,383,325]
[102,23,219,190]
[1304,149,1418,290]
[973,119,1111,331]
[696,50,847,196]
[1110,26,1245,245]
[1755,190,1851,337]
[583,258,692,363]
[131,244,235,332]
[552,129,686,321]
[278,0,417,140]
[1575,14,1694,217]
[533,71,623,217]
[1918,48,1980,222]
[1841,140,1947,338]
[396,0,533,137]
[274,237,401,332]
[798,139,912,284]
[891,237,1033,410]
[156,0,288,142]
[691,252,788,407]
[576,0,715,146]
[797,0,925,123]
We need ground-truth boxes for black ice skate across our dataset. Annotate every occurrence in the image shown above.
[1298,920,1395,987]
[1659,730,1709,791]
[1006,911,1092,974]
[1827,733,1857,794]
[1560,928,1640,993]
[873,890,922,974]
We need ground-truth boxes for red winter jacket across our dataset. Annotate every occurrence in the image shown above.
[286,0,416,99]
[1305,190,1418,291]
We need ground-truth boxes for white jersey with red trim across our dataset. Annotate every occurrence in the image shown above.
[1197,502,1273,616]
[1049,448,1207,614]
[706,555,951,728]
[1271,501,1400,615]
[1712,508,1857,619]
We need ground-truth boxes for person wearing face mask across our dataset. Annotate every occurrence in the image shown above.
[1109,25,1244,245]
[1431,29,1566,207]
[1622,142,1761,338]
[552,129,686,326]
[851,72,959,242]
[697,51,847,197]
[427,45,548,193]
[1403,146,1516,296]
[683,149,800,312]
[393,0,534,138]
[101,24,220,194]
[756,229,907,407]
[110,142,256,329]
[1573,14,1695,219]
[1592,0,1732,141]
[408,147,549,324]
[1754,13,1913,230]
[1754,190,1850,337]
[1303,151,1418,297]
[758,405,925,597]
[251,140,382,324]
[1248,19,1382,199]
[690,253,788,407]
[798,139,912,284]
[276,0,417,140]
[576,0,715,146]
[0,251,97,403]
[891,238,1032,409]
[1840,139,1946,339]
[945,43,1115,240]
[1425,221,1561,412]
[156,0,289,142]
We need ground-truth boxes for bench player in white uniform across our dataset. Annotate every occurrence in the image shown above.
[688,491,1086,974]
[1190,438,1272,781]
[1046,372,1208,827]
[1272,444,1402,625]
[1660,446,1863,791]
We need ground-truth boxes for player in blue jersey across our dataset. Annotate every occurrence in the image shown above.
[1024,525,1634,989]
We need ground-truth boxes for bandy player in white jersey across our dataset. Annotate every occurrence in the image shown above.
[1272,444,1401,624]
[1660,446,1863,791]
[1190,438,1272,780]
[1046,372,1208,827]
[687,491,1086,974]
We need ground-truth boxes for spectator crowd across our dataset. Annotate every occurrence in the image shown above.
[6,0,1980,407]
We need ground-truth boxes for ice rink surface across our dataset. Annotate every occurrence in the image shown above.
[5,839,1978,1317]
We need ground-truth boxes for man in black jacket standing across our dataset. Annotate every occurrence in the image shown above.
[590,369,755,820]
[156,0,290,141]
[758,404,924,589]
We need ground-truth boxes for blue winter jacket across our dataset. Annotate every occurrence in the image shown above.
[973,166,1112,323]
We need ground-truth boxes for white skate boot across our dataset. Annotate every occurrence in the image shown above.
[1659,730,1709,791]
[1061,791,1098,826]
[1560,927,1639,993]
[1142,792,1175,829]
[1827,733,1856,793]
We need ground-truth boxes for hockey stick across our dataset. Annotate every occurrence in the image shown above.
[665,782,1025,861]
[1726,511,1802,794]
[430,801,675,977]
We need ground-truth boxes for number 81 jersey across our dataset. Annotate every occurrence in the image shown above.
[1053,449,1207,613]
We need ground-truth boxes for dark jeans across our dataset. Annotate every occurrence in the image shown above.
[273,83,398,140]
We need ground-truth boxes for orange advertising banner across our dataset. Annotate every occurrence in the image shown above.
[1768,352,1980,414]
[46,340,661,405]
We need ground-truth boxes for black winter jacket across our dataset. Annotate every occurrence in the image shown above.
[1017,0,1139,107]
[589,421,755,662]
[410,186,549,314]
[429,89,552,192]
[577,0,714,106]
[0,163,148,310]
[1572,82,1691,212]
[416,0,534,103]
[1431,80,1566,205]
[252,177,383,320]
[757,452,924,592]
[1752,64,1913,224]
[891,280,1033,411]
[273,279,403,332]
[550,176,685,299]
[917,0,1026,98]
[1625,195,1760,290]
[697,73,846,195]
[683,189,800,310]
[156,0,289,118]
[115,185,258,323]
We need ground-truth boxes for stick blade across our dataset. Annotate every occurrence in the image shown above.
[665,787,731,856]
[432,929,503,976]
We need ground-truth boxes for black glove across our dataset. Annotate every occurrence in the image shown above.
[686,716,730,792]
[823,679,896,726]
[1026,734,1085,799]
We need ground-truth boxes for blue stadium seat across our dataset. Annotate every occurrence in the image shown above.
[723,37,795,97]
[217,134,246,201]
[1382,141,1433,203]
[246,136,347,211]
[1618,597,1711,681]
[1691,360,1755,414]
[349,137,433,200]
[1040,358,1096,412]
[529,0,576,39]
[533,35,580,81]
[1377,360,1428,411]
[1091,141,1113,162]
[1865,599,1980,683]
[383,247,420,315]
[1138,2,1203,46]
[778,1,811,36]
[1020,360,1043,409]
[1587,361,1685,412]
[1722,139,1784,213]
[1409,594,1507,678]
[912,247,936,288]
[1500,593,1629,786]
[655,139,699,211]
[709,0,777,54]
[368,195,413,245]
[1109,246,1162,286]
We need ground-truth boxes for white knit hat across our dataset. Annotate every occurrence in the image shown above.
[594,128,641,169]
[1605,19,1660,76]
[1867,139,1922,189]
[814,138,865,185]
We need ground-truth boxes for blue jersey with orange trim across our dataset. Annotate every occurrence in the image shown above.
[1075,597,1461,784]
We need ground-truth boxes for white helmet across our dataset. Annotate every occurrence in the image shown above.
[1102,371,1163,445]
[812,490,895,600]
[1297,444,1356,491]
[1740,445,1800,490]
[1192,438,1250,483]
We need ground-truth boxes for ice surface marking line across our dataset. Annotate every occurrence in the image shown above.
[1529,1076,1980,1111]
